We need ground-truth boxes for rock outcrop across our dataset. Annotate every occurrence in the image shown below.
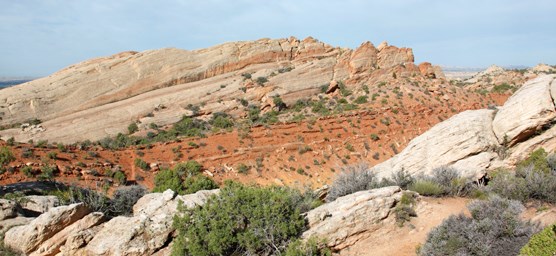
[0,189,218,256]
[371,74,556,179]
[4,203,90,254]
[302,186,409,250]
[492,75,556,146]
[0,37,440,143]
[81,189,217,256]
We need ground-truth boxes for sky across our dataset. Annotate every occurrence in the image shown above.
[1,0,555,77]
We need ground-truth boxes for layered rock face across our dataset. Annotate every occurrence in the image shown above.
[0,37,434,143]
[302,186,407,250]
[1,189,219,256]
[371,74,556,179]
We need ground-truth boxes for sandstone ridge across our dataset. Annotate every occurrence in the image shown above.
[0,37,439,143]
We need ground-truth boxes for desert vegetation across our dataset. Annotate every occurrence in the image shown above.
[171,181,328,256]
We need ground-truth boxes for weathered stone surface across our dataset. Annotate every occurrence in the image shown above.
[349,42,378,74]
[372,109,499,179]
[0,216,33,234]
[4,203,90,254]
[22,195,60,214]
[58,225,103,256]
[302,186,404,250]
[30,212,105,256]
[492,75,556,145]
[0,199,18,220]
[84,189,218,256]
[0,37,429,143]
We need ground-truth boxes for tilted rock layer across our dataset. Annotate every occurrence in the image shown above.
[0,37,436,143]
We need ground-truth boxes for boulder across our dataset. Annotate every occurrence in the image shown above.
[492,75,556,145]
[4,203,90,254]
[372,109,499,179]
[22,195,60,214]
[83,189,218,255]
[58,225,103,256]
[30,212,105,256]
[0,199,18,220]
[0,216,33,234]
[302,186,405,250]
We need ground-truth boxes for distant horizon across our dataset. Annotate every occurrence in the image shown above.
[1,1,555,77]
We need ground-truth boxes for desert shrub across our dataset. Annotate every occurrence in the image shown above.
[419,196,538,256]
[237,163,251,174]
[134,158,149,171]
[273,96,287,111]
[181,175,218,194]
[407,167,472,197]
[520,223,556,256]
[21,147,33,158]
[173,160,202,178]
[429,166,472,196]
[21,166,34,177]
[46,151,57,159]
[53,186,111,215]
[284,238,331,256]
[153,168,182,193]
[172,182,314,256]
[517,148,550,173]
[487,165,556,203]
[408,180,444,196]
[0,147,15,167]
[354,95,368,104]
[110,185,147,216]
[153,161,216,195]
[394,192,418,226]
[127,122,139,134]
[209,112,234,129]
[387,169,415,189]
[37,165,56,181]
[326,163,377,202]
[255,76,268,85]
[113,170,127,185]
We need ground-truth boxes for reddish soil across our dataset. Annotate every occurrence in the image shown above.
[0,91,509,192]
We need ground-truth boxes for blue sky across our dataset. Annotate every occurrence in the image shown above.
[1,0,555,77]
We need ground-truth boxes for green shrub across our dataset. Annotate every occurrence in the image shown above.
[182,175,218,194]
[237,163,251,174]
[518,148,550,173]
[209,112,234,129]
[172,182,313,255]
[408,180,443,196]
[153,168,182,193]
[173,160,202,178]
[153,161,216,195]
[134,158,149,171]
[284,238,331,256]
[47,151,57,159]
[127,122,139,134]
[37,165,56,181]
[520,224,556,256]
[354,95,368,104]
[113,170,127,185]
[0,147,15,166]
[21,166,34,177]
[394,192,417,226]
[255,76,268,85]
[419,196,538,256]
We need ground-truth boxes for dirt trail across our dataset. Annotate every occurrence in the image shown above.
[340,197,469,256]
